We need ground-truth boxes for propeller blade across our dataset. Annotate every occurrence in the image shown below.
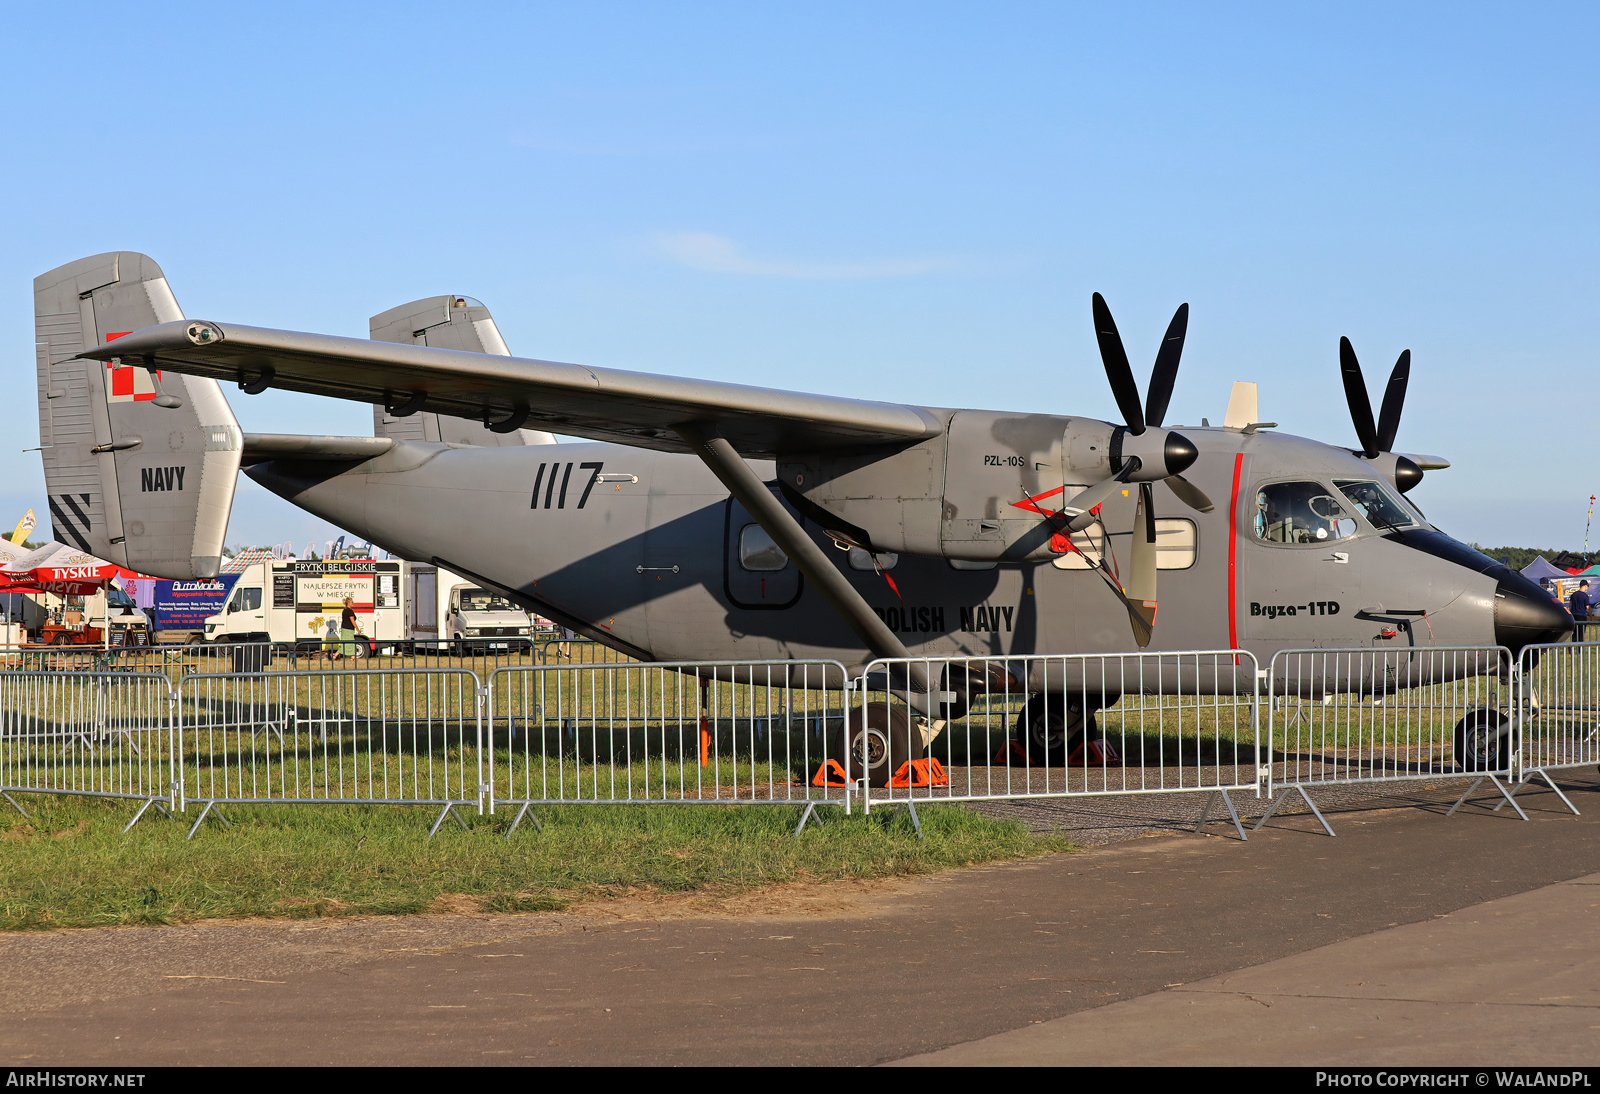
[1376,349,1410,453]
[1085,558,1153,649]
[1123,482,1158,647]
[1164,473,1215,513]
[1119,586,1155,648]
[1092,292,1145,435]
[1340,336,1380,459]
[1062,463,1137,532]
[1144,302,1188,429]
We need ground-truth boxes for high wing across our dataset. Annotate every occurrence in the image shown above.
[79,320,945,458]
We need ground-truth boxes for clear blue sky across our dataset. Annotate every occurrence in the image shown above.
[3,3,1595,552]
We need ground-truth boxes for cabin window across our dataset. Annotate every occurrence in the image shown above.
[1050,520,1197,570]
[227,587,261,613]
[739,525,789,571]
[1255,482,1358,545]
[848,547,898,571]
[1154,518,1197,570]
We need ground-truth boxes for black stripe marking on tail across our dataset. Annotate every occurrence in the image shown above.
[48,493,94,552]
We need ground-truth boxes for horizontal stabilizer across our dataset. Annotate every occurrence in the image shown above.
[242,434,396,465]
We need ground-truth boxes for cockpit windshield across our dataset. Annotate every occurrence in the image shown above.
[461,589,517,612]
[1333,479,1422,531]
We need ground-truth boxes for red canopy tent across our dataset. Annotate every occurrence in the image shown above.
[0,543,141,597]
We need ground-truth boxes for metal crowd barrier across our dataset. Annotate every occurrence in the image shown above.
[4,641,1596,842]
[487,660,851,834]
[851,650,1263,838]
[535,638,636,667]
[1508,640,1600,815]
[0,670,176,829]
[0,638,636,680]
[174,668,483,837]
[1267,645,1516,830]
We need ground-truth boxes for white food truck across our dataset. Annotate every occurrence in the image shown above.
[202,559,408,651]
[204,559,551,653]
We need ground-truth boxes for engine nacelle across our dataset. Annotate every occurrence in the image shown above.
[780,411,1124,562]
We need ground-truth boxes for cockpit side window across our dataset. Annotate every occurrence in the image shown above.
[1333,479,1420,531]
[1254,481,1358,545]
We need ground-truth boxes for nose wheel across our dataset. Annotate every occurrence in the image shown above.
[1453,707,1509,772]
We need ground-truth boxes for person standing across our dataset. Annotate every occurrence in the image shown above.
[339,595,362,659]
[1570,581,1591,642]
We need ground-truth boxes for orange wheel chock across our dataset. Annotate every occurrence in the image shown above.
[992,740,1030,766]
[889,757,949,788]
[1068,739,1123,767]
[811,759,851,788]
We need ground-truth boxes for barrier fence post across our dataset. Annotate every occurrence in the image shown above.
[167,682,181,814]
[476,680,488,817]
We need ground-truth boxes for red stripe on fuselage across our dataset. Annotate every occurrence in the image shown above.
[1227,452,1244,655]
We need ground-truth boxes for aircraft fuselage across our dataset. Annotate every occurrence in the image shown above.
[247,423,1566,682]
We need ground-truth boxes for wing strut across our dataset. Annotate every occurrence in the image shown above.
[677,425,935,705]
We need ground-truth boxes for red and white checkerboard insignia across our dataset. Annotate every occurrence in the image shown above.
[103,331,160,403]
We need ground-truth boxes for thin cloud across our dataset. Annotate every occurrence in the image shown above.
[653,231,953,279]
[511,134,776,156]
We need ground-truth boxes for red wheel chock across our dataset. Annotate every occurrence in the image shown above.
[889,757,949,788]
[811,759,851,787]
[1068,738,1123,767]
[993,740,1030,766]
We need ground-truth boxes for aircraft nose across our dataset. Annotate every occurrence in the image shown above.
[1162,431,1198,477]
[1493,570,1572,654]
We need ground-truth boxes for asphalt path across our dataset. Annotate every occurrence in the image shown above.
[2,770,1597,1066]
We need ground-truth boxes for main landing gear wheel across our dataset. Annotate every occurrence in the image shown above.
[1453,707,1509,772]
[1015,693,1092,766]
[837,701,913,788]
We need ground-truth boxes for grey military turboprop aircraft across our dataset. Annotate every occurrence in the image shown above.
[35,252,1570,779]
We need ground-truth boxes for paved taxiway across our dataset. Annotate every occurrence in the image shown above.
[2,772,1596,1066]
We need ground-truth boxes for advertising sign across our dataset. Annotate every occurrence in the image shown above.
[153,575,241,631]
[294,573,373,642]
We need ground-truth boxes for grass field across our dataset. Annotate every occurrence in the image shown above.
[0,794,1075,931]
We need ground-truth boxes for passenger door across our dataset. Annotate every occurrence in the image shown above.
[723,493,803,609]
